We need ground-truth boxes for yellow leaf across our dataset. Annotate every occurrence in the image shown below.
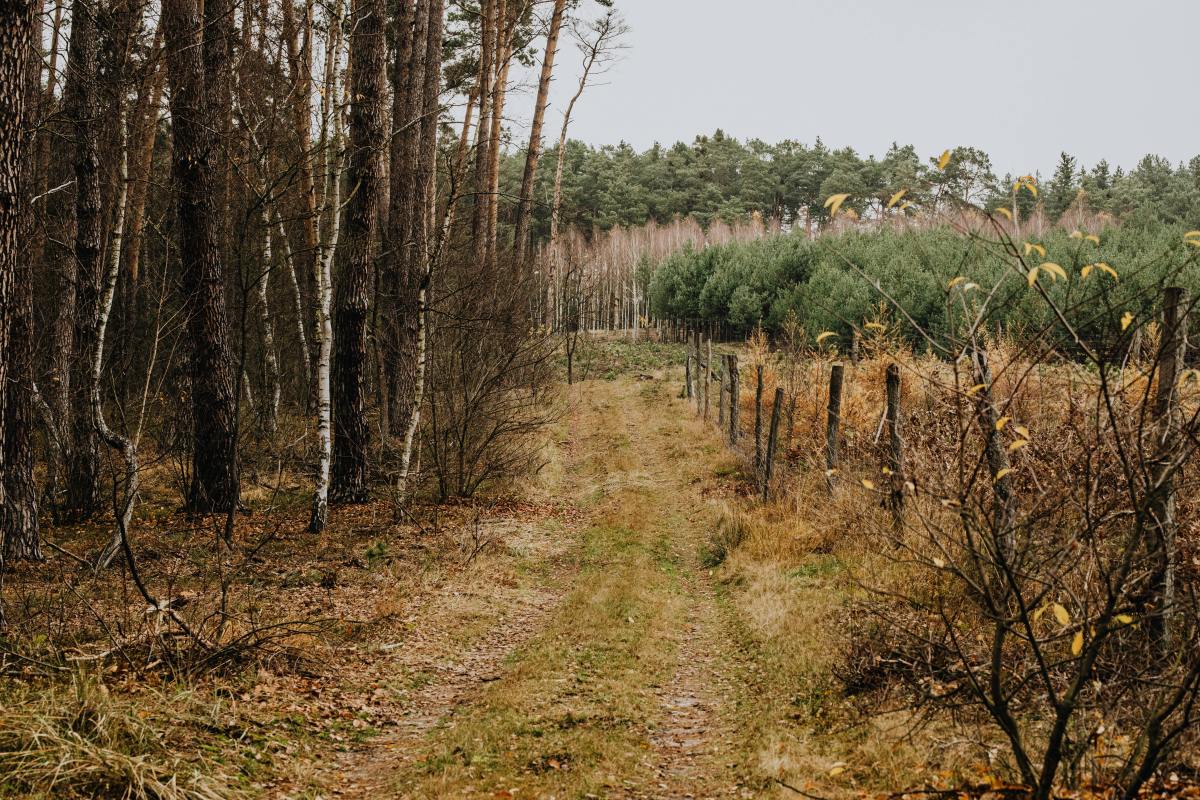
[1121,312,1134,331]
[948,276,966,289]
[1053,603,1071,626]
[899,200,914,211]
[1081,264,1094,279]
[829,765,847,777]
[1040,262,1067,281]
[1026,182,1039,198]
[1096,262,1118,279]
[1027,267,1040,287]
[888,189,907,209]
[995,416,1010,431]
[1115,614,1134,625]
[1185,230,1200,240]
[938,149,952,171]
[1008,439,1029,453]
[932,557,946,569]
[995,207,1013,221]
[861,479,876,491]
[824,193,851,217]
[994,468,1013,482]
[1187,238,1200,249]
[1033,604,1048,623]
[1086,234,1100,245]
[1070,230,1084,240]
[1072,630,1084,656]
[1013,425,1029,438]
[965,383,986,397]
[816,331,838,344]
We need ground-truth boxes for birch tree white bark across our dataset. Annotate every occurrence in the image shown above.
[309,0,344,533]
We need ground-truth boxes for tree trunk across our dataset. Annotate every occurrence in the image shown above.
[394,0,444,495]
[382,0,417,436]
[309,0,343,532]
[470,0,495,270]
[1,0,39,565]
[122,23,164,299]
[63,0,104,521]
[511,0,565,272]
[162,0,240,513]
[483,0,511,273]
[281,0,319,279]
[332,0,385,503]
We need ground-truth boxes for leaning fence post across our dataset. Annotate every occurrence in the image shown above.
[754,364,764,473]
[885,364,905,529]
[728,354,740,444]
[762,387,784,502]
[1149,286,1187,653]
[825,363,844,491]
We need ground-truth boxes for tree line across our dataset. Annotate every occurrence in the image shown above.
[510,131,1200,237]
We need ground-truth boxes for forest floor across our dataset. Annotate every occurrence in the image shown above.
[1,343,958,799]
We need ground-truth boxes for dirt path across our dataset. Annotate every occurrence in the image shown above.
[303,372,752,798]
[626,567,742,800]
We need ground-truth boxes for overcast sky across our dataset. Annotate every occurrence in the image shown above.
[510,0,1200,178]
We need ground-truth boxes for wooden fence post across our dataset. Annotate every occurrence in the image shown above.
[1149,286,1187,652]
[754,364,764,473]
[825,364,844,491]
[763,387,784,502]
[693,331,703,411]
[717,356,726,428]
[704,338,712,421]
[885,364,905,529]
[728,354,740,444]
[972,346,1014,557]
[684,347,693,399]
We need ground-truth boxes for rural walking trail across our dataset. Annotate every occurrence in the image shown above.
[309,372,759,798]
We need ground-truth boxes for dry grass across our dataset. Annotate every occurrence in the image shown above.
[0,673,240,799]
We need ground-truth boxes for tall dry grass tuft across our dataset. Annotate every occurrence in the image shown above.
[0,672,241,799]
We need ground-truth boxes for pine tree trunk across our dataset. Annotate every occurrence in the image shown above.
[1,0,39,563]
[470,0,495,269]
[332,0,385,504]
[395,0,443,503]
[484,0,510,272]
[512,0,566,272]
[122,23,164,299]
[382,0,418,436]
[162,0,240,513]
[282,0,319,265]
[63,0,104,521]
